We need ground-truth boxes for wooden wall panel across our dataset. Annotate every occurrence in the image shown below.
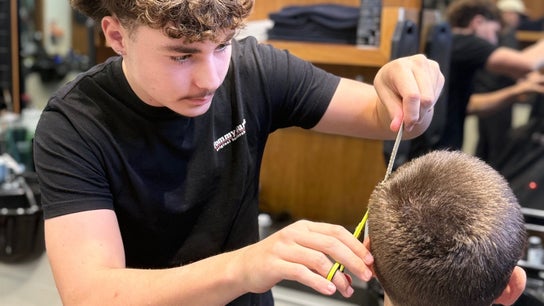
[259,128,385,228]
[523,0,544,21]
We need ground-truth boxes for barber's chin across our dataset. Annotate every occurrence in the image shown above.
[174,100,212,117]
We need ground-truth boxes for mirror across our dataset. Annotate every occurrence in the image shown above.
[19,0,93,111]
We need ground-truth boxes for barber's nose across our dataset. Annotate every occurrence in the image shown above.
[194,58,222,90]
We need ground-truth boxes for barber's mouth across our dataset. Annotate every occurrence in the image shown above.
[185,95,213,105]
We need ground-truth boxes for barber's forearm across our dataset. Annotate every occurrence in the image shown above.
[522,39,544,71]
[467,86,520,115]
[56,251,246,306]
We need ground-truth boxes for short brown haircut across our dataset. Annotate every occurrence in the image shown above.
[70,0,254,42]
[446,0,502,27]
[368,150,526,306]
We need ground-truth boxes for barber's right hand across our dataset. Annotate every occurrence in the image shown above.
[516,70,544,97]
[235,220,374,297]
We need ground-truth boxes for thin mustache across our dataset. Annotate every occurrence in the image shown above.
[184,91,215,100]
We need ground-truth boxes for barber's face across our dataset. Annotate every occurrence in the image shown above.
[121,26,233,117]
[475,19,501,45]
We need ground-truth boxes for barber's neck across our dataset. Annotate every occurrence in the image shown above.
[383,294,393,306]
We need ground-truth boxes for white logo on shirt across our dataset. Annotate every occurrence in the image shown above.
[213,119,247,151]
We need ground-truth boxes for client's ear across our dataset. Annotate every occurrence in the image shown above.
[493,266,527,305]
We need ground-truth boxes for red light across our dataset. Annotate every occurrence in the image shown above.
[529,181,538,190]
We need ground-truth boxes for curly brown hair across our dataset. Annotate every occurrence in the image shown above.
[446,0,501,28]
[70,0,254,42]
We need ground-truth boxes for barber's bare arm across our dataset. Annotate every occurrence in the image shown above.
[467,70,544,115]
[46,210,372,305]
[487,39,544,79]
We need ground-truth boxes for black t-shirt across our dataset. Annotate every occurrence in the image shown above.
[473,30,518,95]
[436,34,497,150]
[33,36,340,305]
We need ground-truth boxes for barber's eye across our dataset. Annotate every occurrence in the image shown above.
[217,43,231,52]
[171,55,191,63]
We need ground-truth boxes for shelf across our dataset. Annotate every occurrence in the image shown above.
[516,30,544,44]
[264,6,417,69]
[266,40,389,67]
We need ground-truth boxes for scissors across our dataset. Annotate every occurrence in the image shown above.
[326,122,404,281]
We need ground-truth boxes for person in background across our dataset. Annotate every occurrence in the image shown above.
[436,0,544,151]
[32,0,444,305]
[472,0,544,163]
[497,0,526,33]
[365,150,527,306]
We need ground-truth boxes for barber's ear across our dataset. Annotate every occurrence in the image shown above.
[101,16,126,55]
[493,266,527,306]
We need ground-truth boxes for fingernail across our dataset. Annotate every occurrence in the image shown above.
[346,286,354,297]
[364,253,374,263]
[327,282,337,293]
[364,269,372,281]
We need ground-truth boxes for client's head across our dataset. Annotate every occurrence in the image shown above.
[366,150,527,306]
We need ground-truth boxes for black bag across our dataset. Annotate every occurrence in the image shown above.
[0,172,44,262]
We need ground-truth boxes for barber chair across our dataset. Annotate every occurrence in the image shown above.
[0,124,44,263]
[0,170,43,262]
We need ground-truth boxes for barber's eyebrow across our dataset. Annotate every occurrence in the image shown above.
[161,32,236,54]
[161,45,202,54]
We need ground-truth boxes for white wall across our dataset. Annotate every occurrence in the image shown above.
[42,0,72,56]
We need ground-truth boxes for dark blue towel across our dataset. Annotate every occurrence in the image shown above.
[267,4,359,44]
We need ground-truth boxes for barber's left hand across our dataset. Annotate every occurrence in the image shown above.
[374,54,445,133]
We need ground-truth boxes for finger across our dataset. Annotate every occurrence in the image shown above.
[433,60,445,104]
[418,59,443,124]
[379,56,426,132]
[373,66,404,132]
[331,271,354,298]
[283,264,353,298]
[273,243,348,296]
[404,57,441,128]
[293,222,374,281]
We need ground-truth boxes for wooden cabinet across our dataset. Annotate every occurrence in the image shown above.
[249,0,421,20]
[523,0,544,21]
[514,0,544,48]
[254,0,421,69]
[259,129,386,228]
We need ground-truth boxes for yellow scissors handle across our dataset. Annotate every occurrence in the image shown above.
[325,122,403,282]
[326,210,368,281]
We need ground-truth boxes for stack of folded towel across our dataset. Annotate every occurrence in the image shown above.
[267,4,360,44]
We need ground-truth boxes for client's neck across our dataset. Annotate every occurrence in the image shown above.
[383,294,394,306]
